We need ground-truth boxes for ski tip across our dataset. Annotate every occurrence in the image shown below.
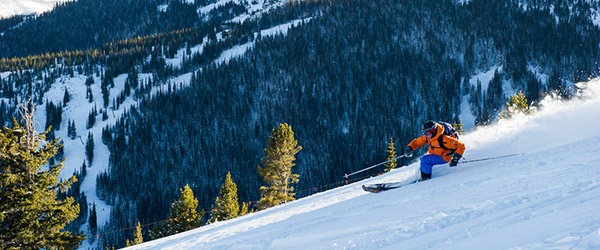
[362,184,381,193]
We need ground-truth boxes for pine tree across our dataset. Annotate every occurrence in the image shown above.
[210,172,240,223]
[86,110,96,129]
[87,86,93,103]
[101,80,110,108]
[89,202,98,243]
[499,90,531,119]
[257,123,302,210]
[68,119,77,140]
[0,103,85,249]
[239,202,249,216]
[384,137,397,172]
[452,119,465,135]
[63,88,70,106]
[149,185,204,240]
[125,221,143,247]
[85,76,94,86]
[86,132,94,165]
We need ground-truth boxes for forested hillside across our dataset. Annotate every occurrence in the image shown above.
[97,0,600,247]
[0,0,199,58]
[2,0,600,248]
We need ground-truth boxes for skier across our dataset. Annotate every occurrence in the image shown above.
[404,120,465,181]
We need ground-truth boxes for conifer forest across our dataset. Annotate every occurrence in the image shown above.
[1,0,600,248]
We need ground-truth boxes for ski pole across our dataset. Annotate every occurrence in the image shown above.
[344,155,406,179]
[460,153,523,164]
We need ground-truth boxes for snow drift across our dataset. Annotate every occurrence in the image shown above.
[128,79,600,249]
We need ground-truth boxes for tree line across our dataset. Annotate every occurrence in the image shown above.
[2,0,600,248]
[95,0,600,248]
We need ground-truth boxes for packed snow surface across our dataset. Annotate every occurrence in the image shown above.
[128,79,600,250]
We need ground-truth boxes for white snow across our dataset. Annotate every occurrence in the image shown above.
[1,5,309,249]
[593,9,600,27]
[31,70,153,249]
[460,65,502,130]
[198,0,289,23]
[197,0,239,16]
[469,65,501,91]
[0,0,70,18]
[216,42,253,65]
[126,79,600,250]
[459,95,475,131]
[210,19,305,66]
[259,19,305,37]
[21,17,306,247]
[166,19,306,69]
[165,41,207,69]
[157,4,168,13]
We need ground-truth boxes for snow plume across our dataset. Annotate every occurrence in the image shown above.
[463,79,600,158]
[128,80,600,249]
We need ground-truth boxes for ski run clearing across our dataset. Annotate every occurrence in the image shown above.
[127,80,600,249]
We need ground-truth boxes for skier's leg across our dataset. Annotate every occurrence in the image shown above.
[420,171,432,180]
[419,155,447,180]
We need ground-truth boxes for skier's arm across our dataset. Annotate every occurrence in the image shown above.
[407,135,427,150]
[445,136,465,156]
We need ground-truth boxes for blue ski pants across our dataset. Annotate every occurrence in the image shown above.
[420,155,448,174]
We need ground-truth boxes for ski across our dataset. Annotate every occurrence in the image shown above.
[361,182,405,193]
[362,180,420,193]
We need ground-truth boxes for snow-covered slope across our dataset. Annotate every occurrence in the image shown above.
[13,3,306,248]
[128,80,600,249]
[0,0,67,18]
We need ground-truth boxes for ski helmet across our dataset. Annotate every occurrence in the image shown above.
[422,120,437,136]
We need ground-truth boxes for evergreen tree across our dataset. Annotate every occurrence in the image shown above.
[101,73,112,108]
[548,68,568,98]
[87,86,93,103]
[86,132,94,165]
[149,185,204,240]
[239,202,249,217]
[86,110,96,129]
[210,171,240,223]
[125,221,143,247]
[257,123,302,210]
[499,90,531,119]
[453,119,465,135]
[68,119,77,139]
[102,110,109,121]
[88,202,97,243]
[133,221,143,244]
[384,137,397,172]
[0,104,85,249]
[85,76,94,86]
[63,88,70,106]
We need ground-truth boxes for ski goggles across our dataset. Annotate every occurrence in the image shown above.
[423,127,436,136]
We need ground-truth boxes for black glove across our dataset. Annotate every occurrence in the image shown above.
[449,153,462,167]
[404,146,413,157]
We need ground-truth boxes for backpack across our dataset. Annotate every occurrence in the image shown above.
[436,121,459,153]
[438,121,459,140]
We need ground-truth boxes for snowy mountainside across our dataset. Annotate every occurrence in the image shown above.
[128,80,600,249]
[8,3,306,249]
[0,0,68,18]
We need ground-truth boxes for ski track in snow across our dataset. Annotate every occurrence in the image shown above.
[126,80,600,249]
[6,0,600,248]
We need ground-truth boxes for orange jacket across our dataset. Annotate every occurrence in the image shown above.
[408,123,466,162]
